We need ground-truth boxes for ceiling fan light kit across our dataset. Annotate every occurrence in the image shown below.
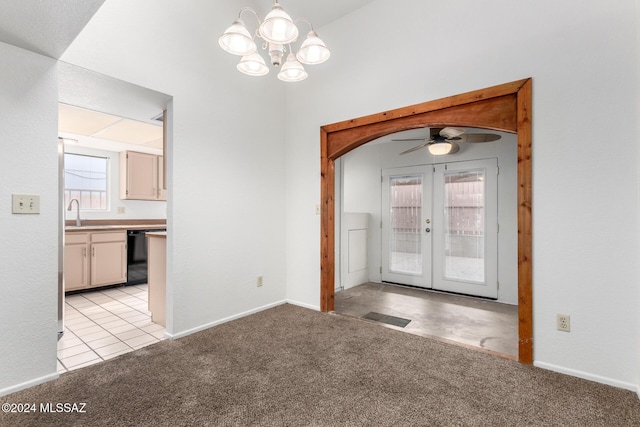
[394,128,501,156]
[219,1,330,82]
[428,141,453,155]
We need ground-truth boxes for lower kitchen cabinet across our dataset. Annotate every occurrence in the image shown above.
[147,232,166,326]
[64,231,127,292]
[64,233,90,291]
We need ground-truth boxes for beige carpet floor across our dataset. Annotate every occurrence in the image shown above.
[2,304,639,426]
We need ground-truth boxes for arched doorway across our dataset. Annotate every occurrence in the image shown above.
[319,79,533,363]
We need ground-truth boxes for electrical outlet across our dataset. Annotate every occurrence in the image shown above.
[557,314,570,332]
[257,276,263,287]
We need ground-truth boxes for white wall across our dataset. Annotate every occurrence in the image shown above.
[340,131,518,304]
[63,145,167,221]
[285,0,639,390]
[0,42,59,394]
[60,0,288,335]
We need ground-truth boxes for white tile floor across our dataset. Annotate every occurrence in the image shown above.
[58,284,165,374]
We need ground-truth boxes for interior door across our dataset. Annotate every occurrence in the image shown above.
[432,159,498,298]
[381,166,432,287]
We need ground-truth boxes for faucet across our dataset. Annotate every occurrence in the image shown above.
[67,198,82,227]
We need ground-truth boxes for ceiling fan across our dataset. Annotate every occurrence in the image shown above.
[393,127,501,155]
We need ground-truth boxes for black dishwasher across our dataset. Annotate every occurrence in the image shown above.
[126,229,165,286]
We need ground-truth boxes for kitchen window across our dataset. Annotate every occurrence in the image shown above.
[64,153,109,210]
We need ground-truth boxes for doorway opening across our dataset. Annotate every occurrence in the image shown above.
[335,129,517,358]
[320,79,533,363]
[58,62,173,373]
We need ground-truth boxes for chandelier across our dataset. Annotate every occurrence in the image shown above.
[218,0,330,82]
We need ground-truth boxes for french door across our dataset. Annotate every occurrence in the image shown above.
[381,159,498,298]
[381,166,433,287]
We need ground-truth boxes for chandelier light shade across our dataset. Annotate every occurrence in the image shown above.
[428,142,453,156]
[218,19,257,56]
[218,1,330,82]
[278,54,308,82]
[296,30,330,65]
[259,3,298,44]
[237,53,269,76]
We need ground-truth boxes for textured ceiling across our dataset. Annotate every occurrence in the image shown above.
[267,0,375,28]
[0,0,375,59]
[0,0,104,58]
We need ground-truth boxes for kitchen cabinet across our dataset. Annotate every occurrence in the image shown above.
[90,231,127,287]
[147,232,166,326]
[64,233,90,291]
[157,156,166,200]
[64,230,127,292]
[120,151,166,201]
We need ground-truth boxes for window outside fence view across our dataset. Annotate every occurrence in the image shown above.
[64,153,108,210]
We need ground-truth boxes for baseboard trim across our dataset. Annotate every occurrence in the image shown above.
[534,361,637,393]
[0,372,59,397]
[165,300,288,340]
[285,299,320,311]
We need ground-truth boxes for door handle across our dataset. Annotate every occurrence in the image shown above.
[425,228,431,233]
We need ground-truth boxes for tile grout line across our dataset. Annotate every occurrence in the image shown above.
[59,285,164,373]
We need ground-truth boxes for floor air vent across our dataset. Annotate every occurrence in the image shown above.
[362,312,411,328]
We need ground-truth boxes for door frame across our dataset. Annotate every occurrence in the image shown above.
[320,79,533,364]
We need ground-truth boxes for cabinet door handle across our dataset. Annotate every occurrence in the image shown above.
[83,247,86,258]
[92,247,95,257]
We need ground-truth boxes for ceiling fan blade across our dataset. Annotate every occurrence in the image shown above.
[448,141,461,154]
[391,138,429,142]
[439,127,466,139]
[457,133,502,143]
[399,142,430,155]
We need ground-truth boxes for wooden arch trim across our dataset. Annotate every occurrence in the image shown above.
[320,79,533,364]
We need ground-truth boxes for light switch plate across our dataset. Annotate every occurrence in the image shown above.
[12,194,40,214]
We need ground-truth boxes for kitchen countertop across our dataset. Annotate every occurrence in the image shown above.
[65,223,166,232]
[146,231,167,237]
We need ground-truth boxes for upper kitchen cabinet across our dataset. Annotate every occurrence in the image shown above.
[158,156,166,200]
[120,151,166,201]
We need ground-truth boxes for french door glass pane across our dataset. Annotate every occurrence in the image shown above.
[389,175,422,274]
[443,169,485,283]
